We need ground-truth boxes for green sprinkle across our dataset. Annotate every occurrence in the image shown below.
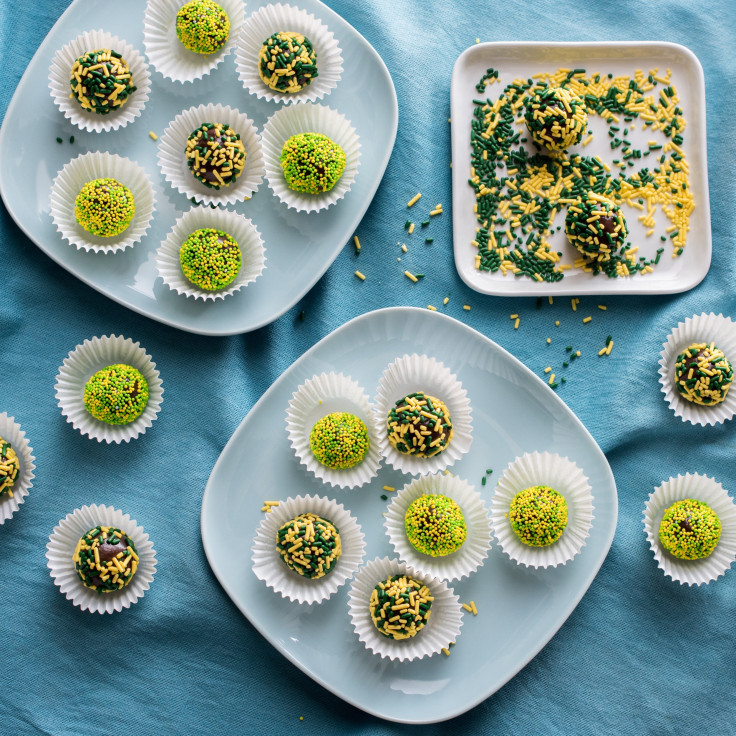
[56,137,63,144]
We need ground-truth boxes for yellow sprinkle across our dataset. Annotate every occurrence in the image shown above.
[583,316,592,324]
[571,299,577,311]
[548,296,553,304]
[514,318,520,329]
[401,244,407,253]
[355,270,366,281]
[264,501,280,506]
[408,222,415,234]
[576,350,581,357]
[606,340,614,355]
[407,193,422,207]
[470,600,478,616]
[582,134,594,147]
[299,717,304,721]
[510,313,518,319]
[598,304,607,310]
[353,235,361,251]
[427,305,437,311]
[443,296,449,305]
[429,208,443,216]
[598,347,607,356]
[475,37,480,44]
[148,131,158,140]
[382,485,395,492]
[544,366,552,374]
[461,603,473,612]
[260,506,270,512]
[463,305,471,311]
[404,270,418,283]
[546,338,551,344]
[548,373,556,385]
[442,647,451,656]
[555,320,560,326]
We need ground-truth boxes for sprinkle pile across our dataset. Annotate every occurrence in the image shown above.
[258,31,318,93]
[73,525,139,593]
[508,485,568,547]
[74,178,135,238]
[404,494,467,557]
[524,86,588,151]
[369,574,433,640]
[69,49,136,115]
[179,228,242,291]
[0,438,20,498]
[186,122,246,189]
[565,193,628,270]
[658,498,721,560]
[280,133,346,194]
[176,0,230,55]
[309,412,369,469]
[276,512,341,579]
[387,392,453,457]
[83,364,149,425]
[674,342,733,406]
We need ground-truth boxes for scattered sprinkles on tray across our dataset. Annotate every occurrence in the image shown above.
[276,512,341,579]
[73,525,139,593]
[70,48,136,115]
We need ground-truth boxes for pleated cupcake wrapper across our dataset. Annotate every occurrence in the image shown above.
[0,413,35,525]
[46,504,157,614]
[347,557,463,662]
[658,312,736,427]
[261,102,360,213]
[491,451,594,569]
[49,29,151,133]
[251,494,366,604]
[235,2,343,104]
[143,0,245,83]
[374,354,473,476]
[49,151,156,254]
[285,372,382,489]
[54,334,164,443]
[158,103,265,207]
[384,474,492,582]
[156,207,266,301]
[643,473,736,586]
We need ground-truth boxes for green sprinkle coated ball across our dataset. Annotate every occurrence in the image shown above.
[405,494,467,557]
[280,133,346,195]
[75,178,135,238]
[176,0,230,55]
[179,228,242,291]
[524,85,587,152]
[70,49,136,115]
[73,525,139,593]
[83,364,149,425]
[674,342,733,406]
[258,31,318,93]
[508,485,568,547]
[658,498,721,560]
[276,512,341,579]
[0,437,20,498]
[565,194,627,263]
[369,574,433,640]
[309,412,369,469]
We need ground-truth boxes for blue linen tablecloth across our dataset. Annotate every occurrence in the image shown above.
[2,0,736,733]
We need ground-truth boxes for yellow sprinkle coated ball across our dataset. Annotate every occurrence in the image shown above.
[276,512,341,579]
[565,194,628,263]
[524,86,588,152]
[369,574,433,640]
[405,494,467,557]
[69,49,136,115]
[0,437,20,499]
[258,31,318,93]
[508,485,568,547]
[176,0,230,55]
[674,342,733,406]
[83,364,149,425]
[75,178,135,238]
[280,133,346,194]
[73,525,139,592]
[658,498,721,560]
[179,228,241,291]
[309,412,369,469]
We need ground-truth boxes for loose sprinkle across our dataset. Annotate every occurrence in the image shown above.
[427,304,437,311]
[598,304,607,310]
[463,304,471,311]
[353,235,361,252]
[470,600,478,615]
[582,316,592,323]
[514,318,520,329]
[443,296,450,305]
[355,270,366,281]
[546,338,551,344]
[404,270,418,283]
[407,193,422,207]
[408,222,415,234]
[382,486,395,492]
[149,131,158,140]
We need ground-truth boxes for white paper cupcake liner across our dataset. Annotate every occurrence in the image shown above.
[0,413,35,525]
[491,451,594,569]
[158,103,265,206]
[261,102,360,213]
[384,474,492,582]
[643,473,736,586]
[49,151,156,254]
[374,354,473,476]
[658,313,736,427]
[252,494,366,604]
[285,372,382,489]
[54,335,164,443]
[347,557,463,662]
[156,207,266,300]
[143,0,245,83]
[49,30,151,133]
[46,504,157,614]
[235,3,343,104]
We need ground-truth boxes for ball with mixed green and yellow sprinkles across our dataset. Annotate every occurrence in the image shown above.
[83,364,149,425]
[258,31,318,93]
[405,494,467,557]
[674,342,733,406]
[565,194,627,263]
[508,485,568,547]
[73,525,139,593]
[276,512,341,579]
[524,85,588,152]
[185,122,247,189]
[309,412,369,469]
[280,133,346,195]
[658,498,721,560]
[369,574,434,640]
[70,48,136,115]
[0,438,20,499]
[75,178,135,238]
[179,228,242,291]
[176,0,230,55]
[387,392,453,458]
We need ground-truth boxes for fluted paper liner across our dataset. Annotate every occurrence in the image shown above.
[49,29,151,133]
[156,207,266,300]
[384,474,491,581]
[491,451,594,568]
[143,0,245,83]
[285,372,382,489]
[658,312,736,427]
[50,151,156,254]
[55,335,164,443]
[235,2,343,104]
[0,413,36,525]
[347,557,463,662]
[46,504,157,614]
[643,473,736,586]
[374,354,473,476]
[251,494,366,604]
[158,103,265,206]
[261,102,360,212]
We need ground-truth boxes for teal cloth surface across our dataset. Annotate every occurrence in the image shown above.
[2,0,736,733]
